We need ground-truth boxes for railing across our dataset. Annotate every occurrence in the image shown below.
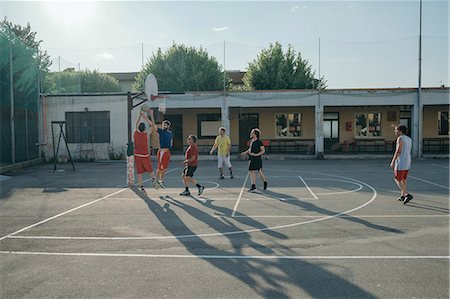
[265,139,315,155]
[423,138,449,154]
[326,139,395,154]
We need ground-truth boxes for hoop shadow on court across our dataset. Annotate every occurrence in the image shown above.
[130,188,377,298]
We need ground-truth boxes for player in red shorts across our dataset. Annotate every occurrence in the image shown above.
[390,125,413,204]
[134,110,161,194]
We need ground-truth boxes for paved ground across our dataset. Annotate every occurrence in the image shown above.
[1,158,449,298]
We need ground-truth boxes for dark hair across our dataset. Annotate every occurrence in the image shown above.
[138,122,146,132]
[162,120,171,127]
[252,128,260,139]
[396,125,408,134]
[188,134,197,143]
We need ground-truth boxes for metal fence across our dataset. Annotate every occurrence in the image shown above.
[0,25,40,167]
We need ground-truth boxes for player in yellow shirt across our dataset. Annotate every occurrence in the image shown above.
[209,127,233,179]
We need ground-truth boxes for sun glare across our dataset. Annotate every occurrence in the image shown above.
[45,1,96,26]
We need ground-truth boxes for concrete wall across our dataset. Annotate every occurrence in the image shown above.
[43,94,138,160]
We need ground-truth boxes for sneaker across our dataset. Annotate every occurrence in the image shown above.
[397,195,405,202]
[157,180,165,189]
[198,186,205,196]
[219,175,225,180]
[263,181,268,190]
[180,190,191,196]
[247,187,257,193]
[230,174,234,179]
[140,187,147,195]
[403,194,413,205]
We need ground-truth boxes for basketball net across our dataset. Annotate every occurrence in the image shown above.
[150,95,167,114]
[158,97,167,114]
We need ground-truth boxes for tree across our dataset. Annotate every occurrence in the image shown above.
[133,43,229,92]
[45,70,121,94]
[243,42,326,90]
[1,18,52,73]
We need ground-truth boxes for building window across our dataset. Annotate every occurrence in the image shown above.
[276,113,302,137]
[197,113,221,139]
[355,113,381,137]
[438,111,449,135]
[66,111,110,143]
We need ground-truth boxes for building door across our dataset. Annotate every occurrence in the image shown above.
[400,111,412,137]
[323,112,340,151]
[239,113,259,152]
[164,114,183,153]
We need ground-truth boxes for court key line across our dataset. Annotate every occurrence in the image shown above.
[231,172,249,217]
[0,168,180,241]
[299,176,318,199]
[0,251,448,259]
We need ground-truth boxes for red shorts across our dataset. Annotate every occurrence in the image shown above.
[394,170,409,181]
[157,150,171,171]
[135,156,153,175]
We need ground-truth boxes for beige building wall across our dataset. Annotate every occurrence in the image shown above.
[325,106,403,142]
[423,106,449,138]
[167,105,448,150]
[229,107,315,140]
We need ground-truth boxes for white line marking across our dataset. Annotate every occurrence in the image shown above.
[108,197,316,201]
[231,172,249,217]
[0,167,179,241]
[309,178,363,195]
[3,171,378,241]
[0,251,448,259]
[214,214,449,218]
[409,175,450,190]
[432,164,449,169]
[0,189,127,241]
[299,176,318,199]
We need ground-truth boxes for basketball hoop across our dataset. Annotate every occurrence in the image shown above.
[144,73,167,113]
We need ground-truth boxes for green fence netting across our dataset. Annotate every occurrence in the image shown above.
[0,25,40,166]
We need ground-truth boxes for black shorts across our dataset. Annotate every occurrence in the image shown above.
[183,166,197,177]
[248,159,262,171]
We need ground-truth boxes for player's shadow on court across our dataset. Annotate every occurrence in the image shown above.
[192,195,288,240]
[130,188,377,298]
[260,189,404,234]
[403,202,449,214]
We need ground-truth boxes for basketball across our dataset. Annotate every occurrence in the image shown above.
[140,104,150,112]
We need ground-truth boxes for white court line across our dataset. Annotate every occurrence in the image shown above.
[409,175,450,190]
[3,171,378,241]
[214,214,449,218]
[0,167,179,241]
[432,164,449,169]
[308,178,363,195]
[299,176,318,199]
[109,197,317,201]
[231,172,249,217]
[0,251,448,259]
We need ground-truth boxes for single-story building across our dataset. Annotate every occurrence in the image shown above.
[40,87,449,161]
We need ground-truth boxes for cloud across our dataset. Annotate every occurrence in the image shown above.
[95,52,116,60]
[213,27,230,32]
[291,5,307,13]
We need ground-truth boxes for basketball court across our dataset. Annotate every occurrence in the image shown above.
[1,159,448,298]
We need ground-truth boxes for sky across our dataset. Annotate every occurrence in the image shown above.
[1,0,448,89]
